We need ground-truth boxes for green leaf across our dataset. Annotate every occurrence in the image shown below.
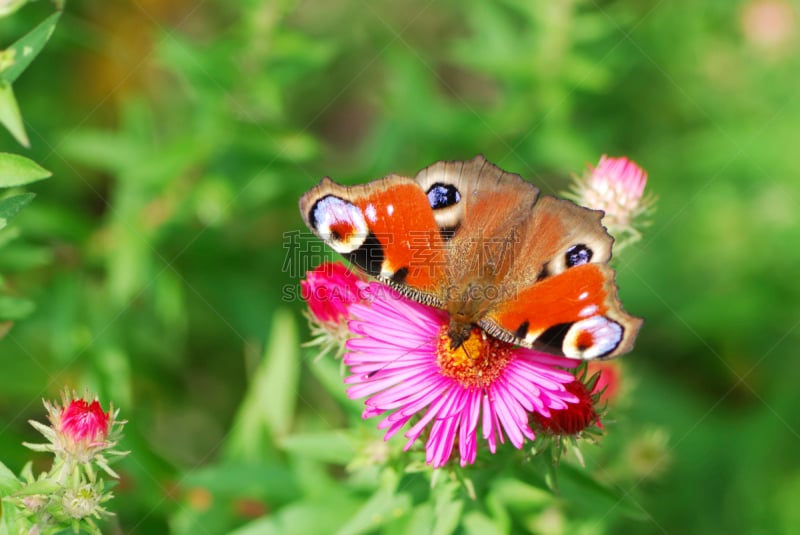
[20,462,33,483]
[307,356,363,413]
[431,490,463,535]
[57,128,140,173]
[558,463,649,521]
[0,295,34,320]
[490,478,553,509]
[280,431,357,464]
[14,478,59,496]
[336,488,413,535]
[0,153,51,187]
[225,309,300,461]
[484,491,511,534]
[0,82,28,147]
[0,496,24,535]
[94,345,132,408]
[402,504,435,535]
[0,12,62,84]
[0,460,20,495]
[256,310,301,437]
[0,193,34,230]
[463,512,504,535]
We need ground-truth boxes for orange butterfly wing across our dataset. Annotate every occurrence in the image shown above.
[481,263,642,359]
[299,176,448,304]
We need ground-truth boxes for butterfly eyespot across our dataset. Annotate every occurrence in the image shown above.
[565,244,593,268]
[309,195,368,254]
[426,183,461,210]
[563,316,623,359]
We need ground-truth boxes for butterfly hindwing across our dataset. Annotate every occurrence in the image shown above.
[476,195,641,359]
[481,263,642,359]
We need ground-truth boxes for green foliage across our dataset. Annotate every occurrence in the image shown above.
[0,0,798,533]
[0,81,28,147]
[0,7,55,333]
[0,10,61,146]
[0,153,50,186]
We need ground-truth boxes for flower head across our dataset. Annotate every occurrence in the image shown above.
[533,378,600,437]
[62,483,105,519]
[567,155,653,251]
[301,262,367,356]
[344,283,580,468]
[60,399,109,444]
[46,394,113,465]
[25,390,125,476]
[301,261,364,324]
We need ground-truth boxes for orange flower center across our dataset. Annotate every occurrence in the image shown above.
[436,326,514,388]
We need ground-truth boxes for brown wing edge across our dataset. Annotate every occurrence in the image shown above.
[414,154,539,193]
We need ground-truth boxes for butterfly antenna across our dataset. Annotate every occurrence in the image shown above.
[461,341,474,364]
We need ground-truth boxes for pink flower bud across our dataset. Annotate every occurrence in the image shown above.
[27,391,123,467]
[300,262,368,358]
[567,155,654,252]
[60,399,109,444]
[301,261,365,325]
[585,156,648,227]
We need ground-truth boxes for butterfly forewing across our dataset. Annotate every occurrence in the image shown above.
[299,175,448,306]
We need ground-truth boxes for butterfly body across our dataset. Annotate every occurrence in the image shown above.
[299,156,642,359]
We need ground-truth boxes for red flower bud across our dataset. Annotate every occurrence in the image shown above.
[534,379,600,436]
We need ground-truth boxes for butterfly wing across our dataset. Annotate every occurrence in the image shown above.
[298,175,448,306]
[479,195,643,359]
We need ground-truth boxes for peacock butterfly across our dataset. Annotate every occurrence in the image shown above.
[299,156,642,359]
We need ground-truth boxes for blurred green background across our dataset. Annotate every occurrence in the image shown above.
[1,0,799,533]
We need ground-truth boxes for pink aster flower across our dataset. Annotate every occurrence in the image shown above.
[301,262,367,356]
[567,155,654,251]
[344,283,580,468]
